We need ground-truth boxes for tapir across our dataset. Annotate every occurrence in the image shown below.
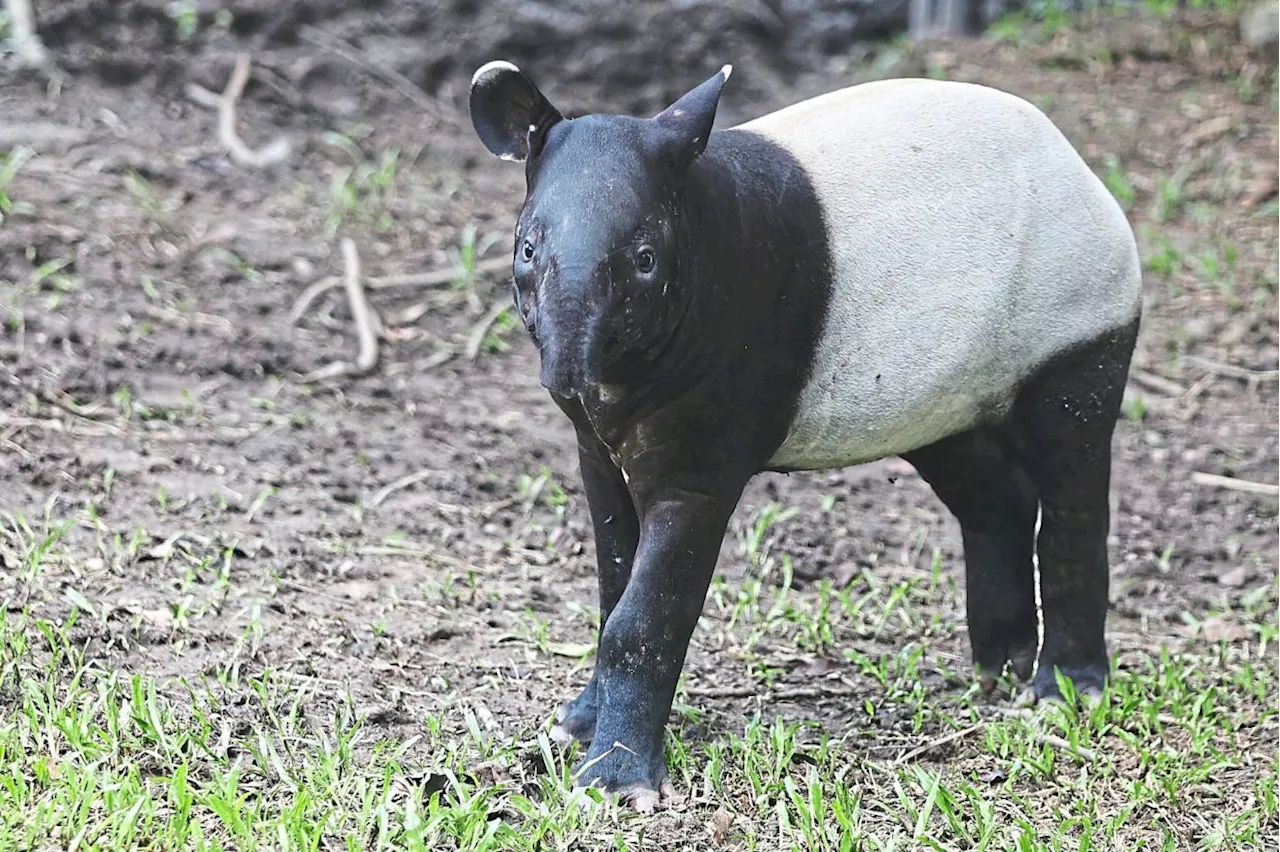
[468,60,1143,810]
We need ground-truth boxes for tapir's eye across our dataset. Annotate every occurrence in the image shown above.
[635,245,656,275]
[521,239,536,262]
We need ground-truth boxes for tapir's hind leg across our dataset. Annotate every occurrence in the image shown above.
[903,426,1040,691]
[1011,318,1139,699]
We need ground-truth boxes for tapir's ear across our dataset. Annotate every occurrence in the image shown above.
[653,64,732,171]
[469,60,563,162]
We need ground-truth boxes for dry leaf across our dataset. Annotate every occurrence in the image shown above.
[1241,174,1278,210]
[1195,615,1249,643]
[1183,115,1233,148]
[545,641,595,659]
[1218,565,1250,588]
[709,807,732,845]
[141,607,173,628]
[799,657,841,676]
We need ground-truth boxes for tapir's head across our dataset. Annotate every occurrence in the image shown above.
[469,61,732,398]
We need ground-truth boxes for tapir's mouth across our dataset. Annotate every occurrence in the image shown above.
[542,379,595,399]
[538,348,601,399]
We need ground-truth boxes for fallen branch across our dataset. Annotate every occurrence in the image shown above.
[301,238,380,381]
[1032,733,1096,763]
[290,256,510,324]
[1190,472,1280,497]
[465,300,512,360]
[185,54,292,168]
[894,724,982,765]
[1184,356,1280,383]
[368,469,437,509]
[343,239,379,373]
[1128,368,1185,397]
[684,684,761,700]
[0,412,257,442]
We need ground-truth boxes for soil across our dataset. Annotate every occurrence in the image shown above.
[1,0,1277,841]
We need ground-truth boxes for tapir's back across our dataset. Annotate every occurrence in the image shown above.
[735,78,1143,471]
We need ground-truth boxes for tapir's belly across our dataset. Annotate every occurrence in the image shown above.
[740,78,1143,471]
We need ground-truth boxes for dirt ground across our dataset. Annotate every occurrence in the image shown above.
[1,0,1277,846]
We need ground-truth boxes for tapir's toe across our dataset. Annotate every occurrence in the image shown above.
[551,697,597,744]
[974,631,1040,693]
[619,779,683,814]
[1010,642,1038,682]
[1031,662,1108,705]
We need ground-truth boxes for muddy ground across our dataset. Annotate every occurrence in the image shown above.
[1,0,1277,843]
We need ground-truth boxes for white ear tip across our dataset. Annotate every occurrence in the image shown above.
[720,64,733,82]
[472,60,521,87]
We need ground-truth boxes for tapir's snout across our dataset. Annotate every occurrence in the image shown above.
[538,345,595,398]
[534,283,608,399]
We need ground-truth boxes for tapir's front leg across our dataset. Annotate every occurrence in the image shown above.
[551,432,640,745]
[572,478,746,811]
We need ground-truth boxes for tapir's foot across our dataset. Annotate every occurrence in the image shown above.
[972,612,1039,694]
[550,679,598,744]
[572,738,676,813]
[1031,655,1107,703]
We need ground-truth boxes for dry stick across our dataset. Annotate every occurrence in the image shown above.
[465,300,512,360]
[1190,471,1280,496]
[289,257,511,324]
[685,684,760,700]
[1129,368,1185,397]
[342,238,379,373]
[894,723,982,765]
[301,239,380,381]
[1032,733,1097,763]
[185,54,292,168]
[0,412,256,442]
[1184,355,1280,383]
[368,469,437,509]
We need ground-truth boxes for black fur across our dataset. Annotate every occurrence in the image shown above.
[904,316,1140,696]
[544,127,834,795]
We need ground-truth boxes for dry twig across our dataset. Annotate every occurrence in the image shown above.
[684,685,761,699]
[290,257,510,323]
[342,238,379,373]
[1032,733,1096,763]
[1184,356,1279,383]
[465,300,512,360]
[1190,472,1280,497]
[1129,368,1185,397]
[185,54,292,168]
[894,724,982,765]
[302,239,380,381]
[368,469,438,509]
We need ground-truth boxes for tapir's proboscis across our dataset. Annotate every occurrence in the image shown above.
[468,60,1143,811]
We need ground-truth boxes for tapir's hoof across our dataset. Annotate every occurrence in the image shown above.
[573,779,682,813]
[571,738,672,812]
[620,779,683,814]
[974,635,1038,694]
[551,698,596,745]
[1031,664,1107,705]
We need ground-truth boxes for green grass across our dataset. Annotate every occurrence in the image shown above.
[2,500,1275,852]
[1,608,1274,850]
[0,145,35,226]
